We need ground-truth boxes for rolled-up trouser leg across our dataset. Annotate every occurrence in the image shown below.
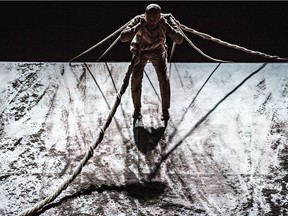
[150,51,170,110]
[131,58,146,110]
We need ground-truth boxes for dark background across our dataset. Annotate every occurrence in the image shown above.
[1,1,288,62]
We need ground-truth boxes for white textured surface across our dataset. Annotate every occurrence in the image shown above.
[0,62,287,215]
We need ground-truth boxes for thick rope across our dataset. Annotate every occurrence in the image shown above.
[164,13,288,62]
[19,57,137,216]
[164,13,227,62]
[179,22,288,61]
[69,20,130,62]
[18,12,287,215]
[181,30,229,62]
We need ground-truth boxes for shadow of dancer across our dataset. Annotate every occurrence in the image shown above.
[34,181,166,216]
[133,119,166,155]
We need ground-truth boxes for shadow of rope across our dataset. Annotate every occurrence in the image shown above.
[167,63,221,143]
[34,181,166,216]
[149,63,268,180]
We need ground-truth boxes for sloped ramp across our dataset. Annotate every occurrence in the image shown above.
[0,62,287,215]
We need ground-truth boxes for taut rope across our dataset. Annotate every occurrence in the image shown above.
[69,20,130,62]
[171,16,288,61]
[19,11,288,215]
[96,35,121,62]
[181,29,229,62]
[162,13,288,61]
[19,56,138,216]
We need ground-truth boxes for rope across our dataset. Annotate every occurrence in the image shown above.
[164,13,227,62]
[168,42,176,76]
[179,22,288,61]
[105,63,118,91]
[181,29,230,63]
[163,13,288,62]
[69,20,130,62]
[18,11,287,215]
[19,56,138,216]
[97,35,121,62]
[169,42,176,63]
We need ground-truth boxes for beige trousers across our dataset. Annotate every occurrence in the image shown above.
[131,49,170,110]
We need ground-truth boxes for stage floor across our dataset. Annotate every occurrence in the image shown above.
[1,62,287,215]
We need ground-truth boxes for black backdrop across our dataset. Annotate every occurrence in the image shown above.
[1,1,288,62]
